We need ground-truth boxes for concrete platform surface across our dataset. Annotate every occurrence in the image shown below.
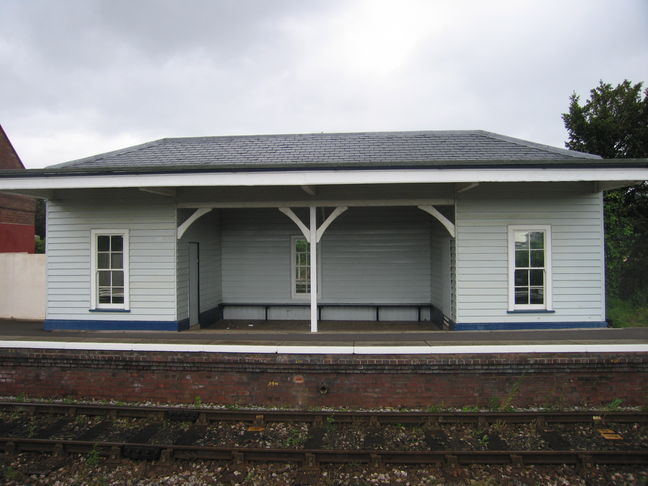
[1,319,648,347]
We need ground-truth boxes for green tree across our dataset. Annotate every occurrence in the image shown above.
[562,80,648,304]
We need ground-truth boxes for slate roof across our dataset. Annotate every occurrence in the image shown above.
[51,130,600,171]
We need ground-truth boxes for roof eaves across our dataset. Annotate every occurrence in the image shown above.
[2,158,647,179]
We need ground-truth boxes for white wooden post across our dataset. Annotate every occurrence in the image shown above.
[309,206,318,332]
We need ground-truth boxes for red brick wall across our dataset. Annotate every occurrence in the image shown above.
[0,194,36,224]
[0,126,37,253]
[0,223,35,253]
[0,349,646,408]
[0,193,36,252]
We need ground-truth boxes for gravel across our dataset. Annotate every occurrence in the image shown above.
[1,455,647,485]
[2,401,648,485]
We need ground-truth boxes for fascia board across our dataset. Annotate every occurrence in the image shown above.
[0,167,647,191]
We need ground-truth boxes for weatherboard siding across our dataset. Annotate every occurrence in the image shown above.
[46,194,177,323]
[221,207,439,321]
[455,183,605,324]
[177,210,222,323]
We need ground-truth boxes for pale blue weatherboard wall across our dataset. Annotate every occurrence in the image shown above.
[454,182,605,329]
[177,209,222,324]
[45,191,178,330]
[220,207,444,321]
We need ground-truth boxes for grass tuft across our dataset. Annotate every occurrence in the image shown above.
[607,297,648,328]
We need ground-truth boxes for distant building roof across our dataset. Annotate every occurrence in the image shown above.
[0,125,26,170]
[51,130,600,171]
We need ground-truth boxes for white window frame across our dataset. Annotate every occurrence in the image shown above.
[90,229,130,310]
[508,225,552,312]
[290,235,321,299]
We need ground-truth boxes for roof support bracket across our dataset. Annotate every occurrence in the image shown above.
[455,182,479,193]
[177,208,212,239]
[140,187,176,197]
[316,206,347,242]
[418,205,456,238]
[279,206,348,243]
[301,185,317,196]
[278,207,311,242]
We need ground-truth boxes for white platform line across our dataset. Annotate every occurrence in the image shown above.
[1,341,647,354]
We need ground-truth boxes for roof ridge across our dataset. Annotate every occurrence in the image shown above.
[48,138,168,168]
[478,130,601,159]
[160,129,489,143]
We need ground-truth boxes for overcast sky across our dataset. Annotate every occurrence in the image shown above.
[1,0,647,168]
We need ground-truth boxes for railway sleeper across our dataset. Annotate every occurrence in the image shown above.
[539,429,571,450]
[363,426,385,450]
[165,410,200,422]
[32,418,71,440]
[122,445,161,461]
[484,432,509,451]
[173,424,207,446]
[303,427,325,449]
[124,423,159,444]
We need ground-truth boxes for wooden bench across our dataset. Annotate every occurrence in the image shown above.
[221,302,434,322]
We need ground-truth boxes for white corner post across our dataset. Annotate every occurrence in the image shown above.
[309,206,318,332]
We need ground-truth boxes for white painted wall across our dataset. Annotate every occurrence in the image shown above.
[46,191,177,322]
[0,253,46,320]
[455,183,605,324]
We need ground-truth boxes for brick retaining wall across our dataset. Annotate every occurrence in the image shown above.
[0,348,646,408]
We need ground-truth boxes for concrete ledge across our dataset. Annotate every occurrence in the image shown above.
[2,340,648,355]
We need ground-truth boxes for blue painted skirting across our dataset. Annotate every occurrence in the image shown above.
[453,321,608,331]
[44,319,183,331]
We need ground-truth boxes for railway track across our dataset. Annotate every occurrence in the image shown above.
[0,401,647,469]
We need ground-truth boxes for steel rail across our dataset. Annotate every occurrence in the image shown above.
[0,401,645,426]
[0,437,646,467]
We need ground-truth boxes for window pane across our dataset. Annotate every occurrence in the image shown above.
[98,235,110,252]
[530,288,544,304]
[530,269,544,286]
[295,239,308,252]
[530,250,544,268]
[515,288,528,305]
[515,250,529,268]
[515,231,530,250]
[530,232,544,249]
[98,271,111,286]
[111,253,123,269]
[97,253,109,269]
[111,235,123,251]
[112,271,124,286]
[514,270,528,286]
[112,288,124,304]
